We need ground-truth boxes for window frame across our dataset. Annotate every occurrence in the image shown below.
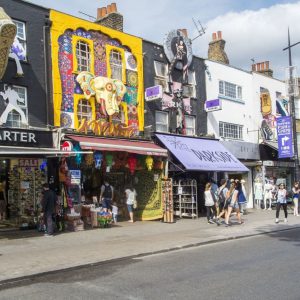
[3,84,28,128]
[73,95,96,129]
[76,40,91,72]
[184,115,196,136]
[219,121,243,140]
[77,99,93,126]
[109,49,123,81]
[155,110,169,133]
[218,80,243,103]
[106,45,126,83]
[72,36,94,74]
[12,19,27,61]
[154,61,169,93]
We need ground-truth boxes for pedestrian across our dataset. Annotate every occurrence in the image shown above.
[216,179,228,223]
[99,177,114,212]
[125,186,137,223]
[111,201,118,223]
[292,181,300,216]
[225,181,243,226]
[275,183,288,223]
[41,183,57,236]
[204,182,218,224]
[238,180,247,214]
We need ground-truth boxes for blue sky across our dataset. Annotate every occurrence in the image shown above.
[26,0,300,79]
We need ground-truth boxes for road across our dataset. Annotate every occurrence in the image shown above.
[1,228,300,300]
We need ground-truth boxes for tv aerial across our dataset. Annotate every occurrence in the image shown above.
[78,11,96,21]
[191,18,206,42]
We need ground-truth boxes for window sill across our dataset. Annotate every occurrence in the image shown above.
[219,95,245,104]
[220,137,244,141]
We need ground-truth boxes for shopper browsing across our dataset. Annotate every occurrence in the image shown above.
[275,183,288,223]
[125,186,137,223]
[100,178,114,212]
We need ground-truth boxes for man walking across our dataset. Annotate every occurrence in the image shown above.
[41,183,56,236]
[100,177,114,212]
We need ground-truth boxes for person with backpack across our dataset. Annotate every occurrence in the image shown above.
[216,179,228,223]
[125,186,137,222]
[100,177,114,212]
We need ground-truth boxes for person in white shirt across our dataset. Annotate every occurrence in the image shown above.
[204,182,217,224]
[111,202,118,223]
[125,186,137,223]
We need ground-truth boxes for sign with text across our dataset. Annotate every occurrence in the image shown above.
[145,85,162,101]
[277,116,293,158]
[205,99,222,112]
[70,170,81,185]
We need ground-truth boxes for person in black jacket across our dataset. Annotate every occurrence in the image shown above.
[41,183,57,236]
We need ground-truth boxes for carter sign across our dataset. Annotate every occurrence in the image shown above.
[0,130,36,143]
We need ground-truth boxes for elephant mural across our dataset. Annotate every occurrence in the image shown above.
[76,71,127,116]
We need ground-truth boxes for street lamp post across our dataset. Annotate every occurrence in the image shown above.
[283,28,300,181]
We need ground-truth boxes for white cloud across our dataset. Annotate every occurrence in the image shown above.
[194,1,300,79]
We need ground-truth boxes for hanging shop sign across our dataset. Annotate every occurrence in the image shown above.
[61,141,73,152]
[77,120,135,138]
[145,85,163,101]
[0,128,53,148]
[277,116,293,158]
[205,99,222,112]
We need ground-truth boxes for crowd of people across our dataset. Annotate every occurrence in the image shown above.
[204,179,247,227]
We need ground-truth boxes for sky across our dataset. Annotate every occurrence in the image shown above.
[26,0,300,80]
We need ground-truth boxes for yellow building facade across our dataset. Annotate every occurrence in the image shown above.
[50,10,144,135]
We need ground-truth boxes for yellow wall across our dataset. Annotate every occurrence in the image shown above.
[50,10,144,131]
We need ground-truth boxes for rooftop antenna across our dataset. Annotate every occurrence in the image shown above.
[191,18,206,42]
[78,11,96,21]
[251,58,255,64]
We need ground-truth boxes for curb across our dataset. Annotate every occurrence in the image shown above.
[0,225,299,290]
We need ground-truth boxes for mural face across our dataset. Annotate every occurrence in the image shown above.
[50,10,144,136]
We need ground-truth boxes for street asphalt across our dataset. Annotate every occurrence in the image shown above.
[0,227,299,300]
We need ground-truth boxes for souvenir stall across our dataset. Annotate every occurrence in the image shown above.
[58,137,168,230]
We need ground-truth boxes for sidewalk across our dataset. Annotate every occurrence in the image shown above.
[0,209,299,283]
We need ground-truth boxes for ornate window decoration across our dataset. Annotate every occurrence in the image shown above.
[106,45,126,83]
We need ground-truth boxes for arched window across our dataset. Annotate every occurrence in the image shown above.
[109,50,122,80]
[7,110,21,128]
[76,41,91,72]
[77,99,92,125]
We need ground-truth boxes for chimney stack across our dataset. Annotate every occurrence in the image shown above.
[208,31,229,65]
[95,3,123,32]
[252,61,273,77]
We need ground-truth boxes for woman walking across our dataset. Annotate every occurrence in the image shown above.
[216,179,228,222]
[225,181,243,226]
[275,183,288,223]
[204,182,217,224]
[292,182,300,216]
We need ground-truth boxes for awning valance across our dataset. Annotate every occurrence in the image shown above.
[67,135,168,157]
[156,134,248,172]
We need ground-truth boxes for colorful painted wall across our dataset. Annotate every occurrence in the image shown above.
[50,10,144,134]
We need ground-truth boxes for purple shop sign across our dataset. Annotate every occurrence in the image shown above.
[145,85,162,101]
[205,99,222,112]
[277,116,294,158]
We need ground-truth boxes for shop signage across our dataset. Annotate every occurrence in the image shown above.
[61,141,73,151]
[19,159,39,167]
[145,85,162,101]
[77,120,135,138]
[205,99,222,112]
[277,116,293,158]
[70,170,81,185]
[0,128,53,148]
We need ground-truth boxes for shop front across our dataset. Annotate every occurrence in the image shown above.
[0,128,66,230]
[155,134,248,218]
[58,134,168,228]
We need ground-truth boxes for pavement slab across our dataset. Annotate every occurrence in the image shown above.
[0,209,299,283]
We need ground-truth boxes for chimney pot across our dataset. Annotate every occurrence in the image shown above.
[111,3,117,13]
[97,8,102,19]
[261,62,265,71]
[102,7,107,17]
[257,63,261,71]
[107,4,112,14]
[217,31,222,39]
[212,32,217,41]
[265,61,269,70]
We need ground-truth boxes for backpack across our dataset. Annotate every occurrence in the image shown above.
[103,185,112,199]
[218,187,226,204]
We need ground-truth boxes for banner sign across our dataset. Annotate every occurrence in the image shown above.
[145,85,162,101]
[277,116,294,158]
[205,99,222,112]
